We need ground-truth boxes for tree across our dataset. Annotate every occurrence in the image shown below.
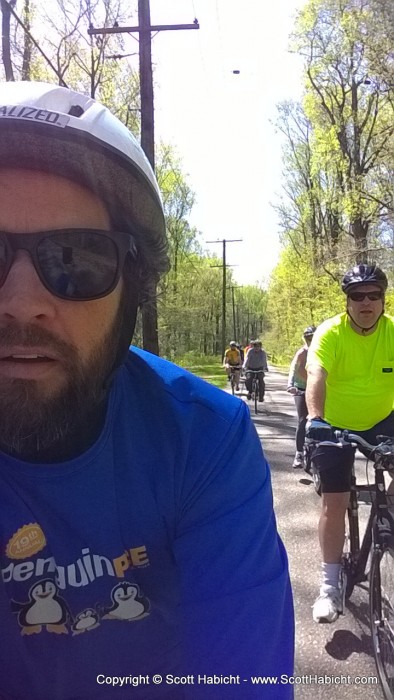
[293,0,394,258]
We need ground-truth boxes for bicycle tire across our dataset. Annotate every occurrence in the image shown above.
[230,373,235,395]
[370,546,394,700]
[254,379,258,414]
[312,466,321,496]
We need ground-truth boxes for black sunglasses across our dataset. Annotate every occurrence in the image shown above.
[0,229,137,301]
[347,290,383,302]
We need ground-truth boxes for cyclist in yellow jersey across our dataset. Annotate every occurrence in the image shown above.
[223,341,242,391]
[305,264,394,623]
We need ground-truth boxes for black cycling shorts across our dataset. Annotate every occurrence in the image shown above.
[312,412,394,494]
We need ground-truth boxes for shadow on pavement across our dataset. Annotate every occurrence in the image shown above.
[325,628,373,661]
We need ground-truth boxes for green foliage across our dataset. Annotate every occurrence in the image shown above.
[171,353,227,389]
[266,244,343,362]
[268,0,394,362]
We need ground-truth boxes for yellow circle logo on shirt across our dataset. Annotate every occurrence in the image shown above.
[6,523,46,559]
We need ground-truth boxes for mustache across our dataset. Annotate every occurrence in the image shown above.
[0,324,78,363]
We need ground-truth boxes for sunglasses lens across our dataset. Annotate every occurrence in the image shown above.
[349,291,382,302]
[37,231,119,300]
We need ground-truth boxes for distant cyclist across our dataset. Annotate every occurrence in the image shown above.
[244,341,253,357]
[243,340,268,401]
[287,326,316,468]
[223,341,242,391]
[305,264,394,623]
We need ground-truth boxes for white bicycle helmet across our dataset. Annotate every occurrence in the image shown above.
[0,81,169,277]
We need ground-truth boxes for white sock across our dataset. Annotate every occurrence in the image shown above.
[320,562,340,592]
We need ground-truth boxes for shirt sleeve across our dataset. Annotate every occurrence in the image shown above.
[287,351,297,387]
[174,402,294,698]
[307,322,337,374]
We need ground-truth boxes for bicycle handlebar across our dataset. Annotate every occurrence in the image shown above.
[309,429,394,461]
[337,430,394,458]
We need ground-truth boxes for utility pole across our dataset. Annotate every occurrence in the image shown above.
[230,286,236,340]
[138,0,154,170]
[207,239,242,359]
[88,2,199,355]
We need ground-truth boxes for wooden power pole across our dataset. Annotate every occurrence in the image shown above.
[88,1,199,355]
[207,239,242,360]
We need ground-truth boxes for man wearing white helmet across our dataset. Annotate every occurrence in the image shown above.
[0,82,293,699]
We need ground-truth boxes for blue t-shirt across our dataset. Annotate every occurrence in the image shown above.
[0,348,294,699]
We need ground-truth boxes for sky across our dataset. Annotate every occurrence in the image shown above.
[147,0,307,287]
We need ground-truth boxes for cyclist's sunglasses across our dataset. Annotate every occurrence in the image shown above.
[347,290,383,302]
[0,229,137,301]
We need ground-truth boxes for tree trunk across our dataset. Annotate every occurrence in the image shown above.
[21,0,32,80]
[351,218,369,260]
[1,0,14,81]
[141,287,160,356]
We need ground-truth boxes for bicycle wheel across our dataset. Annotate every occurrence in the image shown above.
[230,373,235,395]
[254,379,258,414]
[370,546,394,700]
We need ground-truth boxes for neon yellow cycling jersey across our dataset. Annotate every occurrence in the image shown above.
[307,312,394,430]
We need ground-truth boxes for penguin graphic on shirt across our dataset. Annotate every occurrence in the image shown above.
[102,582,150,621]
[11,579,72,635]
[71,608,100,635]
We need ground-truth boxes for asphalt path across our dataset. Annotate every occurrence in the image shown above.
[231,367,384,700]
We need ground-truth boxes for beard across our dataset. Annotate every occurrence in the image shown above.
[0,289,134,462]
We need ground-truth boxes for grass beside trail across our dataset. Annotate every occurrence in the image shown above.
[174,353,227,389]
[172,352,289,387]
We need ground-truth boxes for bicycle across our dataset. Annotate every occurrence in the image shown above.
[308,430,394,700]
[247,369,265,414]
[228,366,241,395]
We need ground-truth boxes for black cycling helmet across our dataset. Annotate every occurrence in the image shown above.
[341,264,388,293]
[303,326,316,338]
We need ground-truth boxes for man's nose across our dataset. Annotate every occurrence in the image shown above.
[0,251,57,322]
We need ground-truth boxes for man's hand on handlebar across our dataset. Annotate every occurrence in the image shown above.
[305,416,333,442]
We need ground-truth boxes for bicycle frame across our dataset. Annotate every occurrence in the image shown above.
[344,468,373,592]
[347,448,394,591]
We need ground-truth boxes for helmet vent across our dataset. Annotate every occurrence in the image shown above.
[68,105,85,117]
